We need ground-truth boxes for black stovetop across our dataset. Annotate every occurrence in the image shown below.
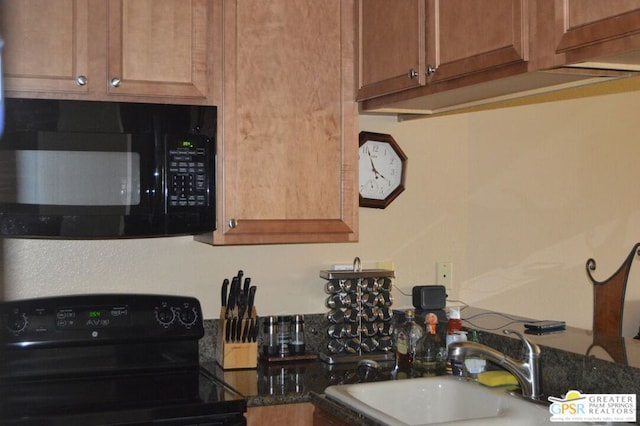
[0,366,246,426]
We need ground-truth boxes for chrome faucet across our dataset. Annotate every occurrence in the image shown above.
[448,329,541,399]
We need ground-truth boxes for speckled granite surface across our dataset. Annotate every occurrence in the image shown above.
[458,306,640,401]
[200,309,640,425]
[477,328,640,400]
[199,314,327,364]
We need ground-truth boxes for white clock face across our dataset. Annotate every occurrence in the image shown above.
[359,140,403,200]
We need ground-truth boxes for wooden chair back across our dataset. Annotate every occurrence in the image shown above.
[586,242,640,336]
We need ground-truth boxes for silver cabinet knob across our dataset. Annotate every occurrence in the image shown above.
[426,66,437,76]
[228,219,238,229]
[75,75,88,86]
[110,77,121,88]
[408,69,419,79]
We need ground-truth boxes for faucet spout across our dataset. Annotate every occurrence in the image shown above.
[448,329,541,399]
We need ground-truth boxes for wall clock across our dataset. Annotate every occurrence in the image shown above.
[358,131,407,209]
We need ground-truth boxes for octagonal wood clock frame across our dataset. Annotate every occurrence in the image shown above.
[358,131,407,209]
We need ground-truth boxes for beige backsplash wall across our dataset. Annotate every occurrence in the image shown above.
[2,85,640,337]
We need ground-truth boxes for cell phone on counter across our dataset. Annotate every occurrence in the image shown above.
[524,320,566,334]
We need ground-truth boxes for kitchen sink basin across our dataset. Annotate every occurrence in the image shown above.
[325,375,555,426]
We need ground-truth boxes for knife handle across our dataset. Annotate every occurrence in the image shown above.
[241,319,251,343]
[242,277,251,296]
[228,277,239,317]
[225,318,232,342]
[221,278,229,309]
[247,285,257,319]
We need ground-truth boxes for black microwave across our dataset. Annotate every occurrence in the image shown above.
[0,99,216,238]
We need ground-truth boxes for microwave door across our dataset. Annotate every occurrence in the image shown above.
[0,132,159,238]
[13,150,141,209]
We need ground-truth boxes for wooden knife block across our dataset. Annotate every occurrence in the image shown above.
[216,307,258,370]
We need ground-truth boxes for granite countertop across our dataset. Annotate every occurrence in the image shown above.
[201,360,400,426]
[457,306,640,369]
[200,358,386,407]
[199,306,640,423]
[199,359,399,426]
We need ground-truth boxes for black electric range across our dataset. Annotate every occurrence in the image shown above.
[0,294,246,426]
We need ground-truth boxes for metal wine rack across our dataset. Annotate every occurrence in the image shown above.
[318,258,396,364]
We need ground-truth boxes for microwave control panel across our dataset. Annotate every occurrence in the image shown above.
[166,134,212,211]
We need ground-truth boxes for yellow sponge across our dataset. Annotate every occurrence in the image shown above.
[477,370,519,387]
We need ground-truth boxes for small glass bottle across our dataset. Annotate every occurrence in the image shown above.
[446,330,467,376]
[277,315,291,357]
[445,306,465,374]
[326,293,353,309]
[360,307,379,323]
[289,314,305,355]
[262,316,279,358]
[378,277,393,292]
[377,306,393,322]
[361,292,379,308]
[327,308,358,323]
[414,312,446,377]
[327,338,344,354]
[446,307,463,339]
[464,329,487,380]
[394,309,423,376]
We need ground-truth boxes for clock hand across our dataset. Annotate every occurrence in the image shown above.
[369,156,377,173]
[367,148,387,179]
[366,147,392,183]
[367,149,379,173]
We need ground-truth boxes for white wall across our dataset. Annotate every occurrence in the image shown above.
[2,86,640,337]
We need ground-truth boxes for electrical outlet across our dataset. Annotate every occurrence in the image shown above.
[436,262,453,289]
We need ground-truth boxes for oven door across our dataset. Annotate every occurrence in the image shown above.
[0,369,247,426]
[0,130,160,238]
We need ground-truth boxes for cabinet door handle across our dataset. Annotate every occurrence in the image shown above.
[110,77,121,88]
[426,66,437,76]
[76,75,88,86]
[228,219,238,229]
[408,69,419,79]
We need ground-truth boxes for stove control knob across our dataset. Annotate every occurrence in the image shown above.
[6,311,28,335]
[155,306,175,328]
[178,307,198,328]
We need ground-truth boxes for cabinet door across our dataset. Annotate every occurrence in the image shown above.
[313,405,350,426]
[554,0,640,63]
[247,403,314,426]
[107,0,212,100]
[0,0,90,95]
[209,0,358,245]
[356,0,425,100]
[426,0,528,84]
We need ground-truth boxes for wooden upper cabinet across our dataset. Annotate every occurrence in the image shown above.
[356,0,528,101]
[426,0,528,84]
[1,0,216,103]
[357,0,425,100]
[203,0,358,245]
[554,0,640,64]
[1,0,90,95]
[106,0,212,100]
